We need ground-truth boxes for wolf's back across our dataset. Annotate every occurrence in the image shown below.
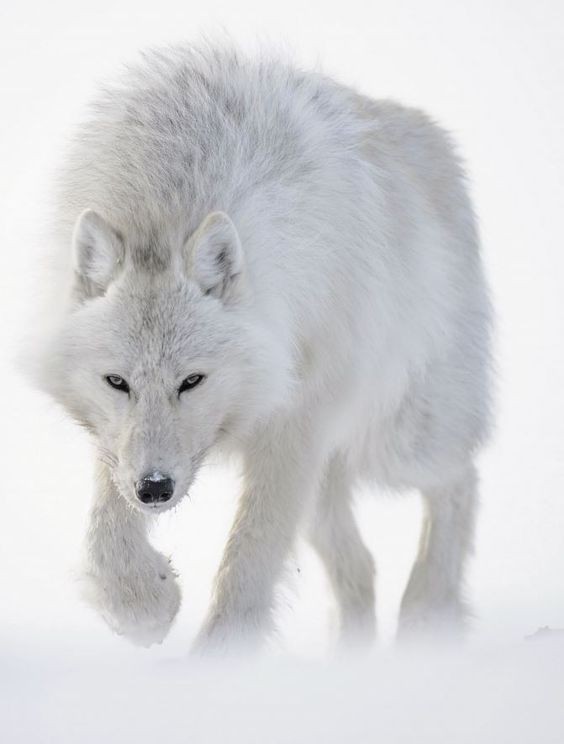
[53,44,369,245]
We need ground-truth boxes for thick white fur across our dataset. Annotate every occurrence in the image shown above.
[26,43,493,651]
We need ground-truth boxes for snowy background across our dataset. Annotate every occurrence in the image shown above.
[1,1,563,741]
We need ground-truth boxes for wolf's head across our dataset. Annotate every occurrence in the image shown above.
[40,209,288,513]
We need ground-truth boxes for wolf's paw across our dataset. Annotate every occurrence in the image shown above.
[82,550,181,647]
[397,597,468,645]
[191,608,266,657]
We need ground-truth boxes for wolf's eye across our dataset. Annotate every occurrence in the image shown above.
[178,374,206,395]
[105,374,130,393]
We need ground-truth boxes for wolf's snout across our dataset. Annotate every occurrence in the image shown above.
[136,473,175,504]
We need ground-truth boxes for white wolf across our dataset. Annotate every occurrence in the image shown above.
[27,43,493,651]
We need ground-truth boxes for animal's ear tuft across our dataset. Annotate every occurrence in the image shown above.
[185,212,244,302]
[72,209,124,299]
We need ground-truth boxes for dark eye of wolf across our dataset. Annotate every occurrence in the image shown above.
[105,374,130,393]
[178,374,205,395]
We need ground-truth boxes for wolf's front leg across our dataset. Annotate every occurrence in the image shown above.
[194,419,323,654]
[82,462,181,646]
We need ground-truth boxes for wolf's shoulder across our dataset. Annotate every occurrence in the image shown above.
[90,43,360,137]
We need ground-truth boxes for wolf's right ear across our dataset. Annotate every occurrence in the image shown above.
[72,209,124,299]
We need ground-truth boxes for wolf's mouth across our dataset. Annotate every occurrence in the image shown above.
[134,488,188,514]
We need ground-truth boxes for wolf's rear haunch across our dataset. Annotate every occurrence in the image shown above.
[26,42,493,650]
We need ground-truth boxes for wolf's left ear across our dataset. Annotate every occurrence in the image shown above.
[185,212,244,302]
[72,209,124,299]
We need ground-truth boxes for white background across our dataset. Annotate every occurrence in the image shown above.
[1,1,563,741]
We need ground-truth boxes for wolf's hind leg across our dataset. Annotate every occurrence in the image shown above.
[398,463,478,642]
[82,462,181,646]
[308,454,376,646]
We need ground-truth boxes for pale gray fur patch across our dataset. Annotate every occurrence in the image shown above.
[52,42,369,261]
[129,229,171,274]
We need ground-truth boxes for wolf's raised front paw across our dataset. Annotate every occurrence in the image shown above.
[82,550,181,647]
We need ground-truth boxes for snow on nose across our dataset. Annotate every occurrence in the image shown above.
[135,471,175,504]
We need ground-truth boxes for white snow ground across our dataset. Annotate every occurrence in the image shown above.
[2,633,564,744]
[1,1,564,741]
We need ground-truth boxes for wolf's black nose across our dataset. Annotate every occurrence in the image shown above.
[136,474,175,504]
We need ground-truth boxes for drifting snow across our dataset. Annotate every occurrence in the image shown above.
[1,633,563,744]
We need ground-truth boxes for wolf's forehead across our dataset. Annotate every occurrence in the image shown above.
[118,321,213,381]
[117,282,192,330]
[114,286,219,359]
[124,302,201,350]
